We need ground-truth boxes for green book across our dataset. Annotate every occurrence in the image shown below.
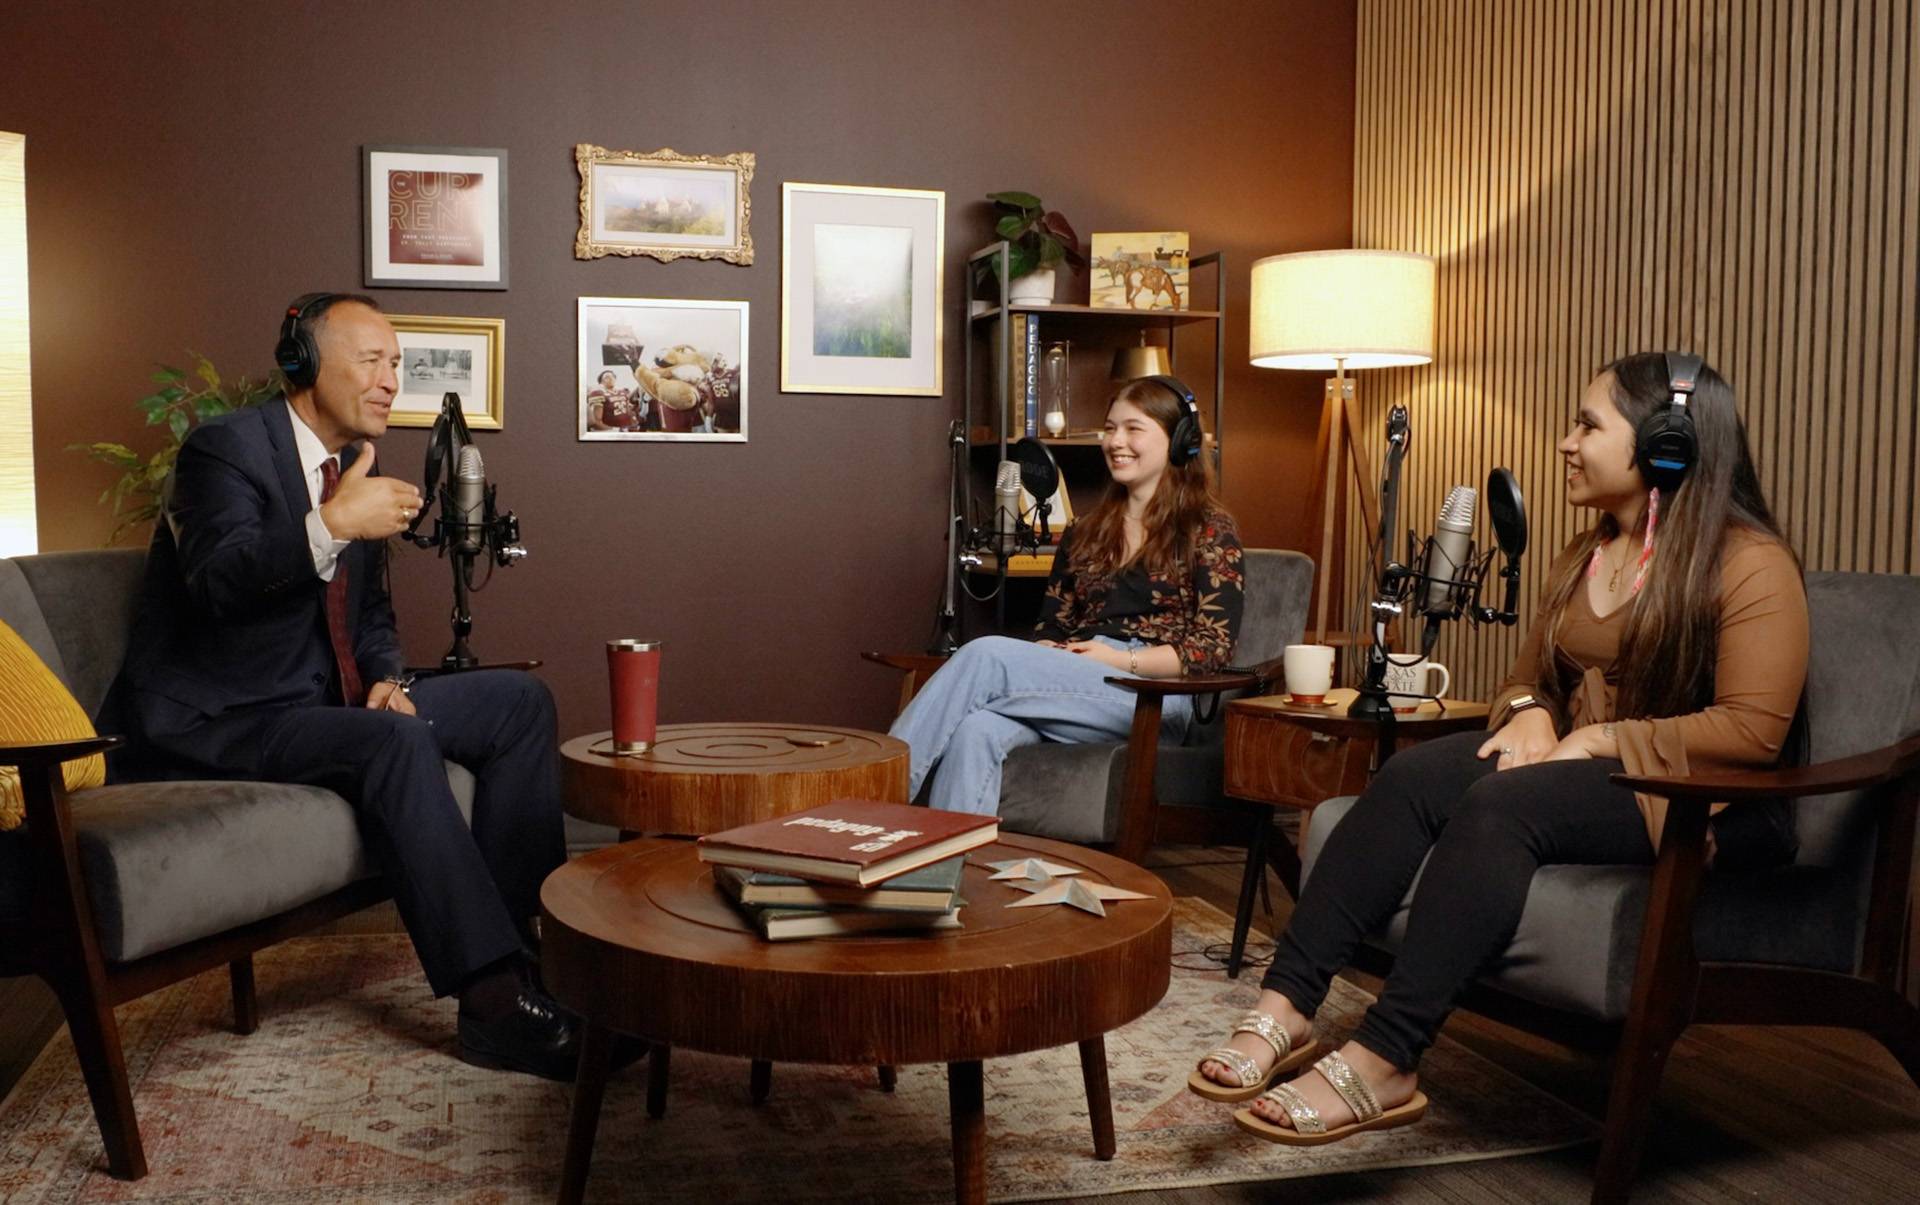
[731,898,964,942]
[713,855,965,913]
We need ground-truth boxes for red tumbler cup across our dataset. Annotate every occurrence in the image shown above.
[607,639,662,753]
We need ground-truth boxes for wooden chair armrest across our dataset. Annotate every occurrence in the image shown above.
[0,735,123,770]
[860,651,952,675]
[1105,672,1259,698]
[1611,730,1920,801]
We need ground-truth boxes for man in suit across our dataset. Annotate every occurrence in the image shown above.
[124,293,581,1079]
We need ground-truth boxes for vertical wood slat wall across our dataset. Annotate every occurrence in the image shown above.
[1351,0,1918,703]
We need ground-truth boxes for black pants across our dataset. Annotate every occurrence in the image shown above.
[1261,730,1655,1071]
[250,670,567,997]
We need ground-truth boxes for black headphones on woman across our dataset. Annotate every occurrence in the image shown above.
[1143,374,1204,467]
[1633,352,1702,491]
[274,292,343,389]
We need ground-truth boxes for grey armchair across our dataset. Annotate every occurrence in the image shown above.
[1300,570,1920,1202]
[867,547,1314,859]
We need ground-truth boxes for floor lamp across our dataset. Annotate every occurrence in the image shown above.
[1249,250,1436,645]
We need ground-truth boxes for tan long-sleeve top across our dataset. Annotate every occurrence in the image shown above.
[1488,527,1809,850]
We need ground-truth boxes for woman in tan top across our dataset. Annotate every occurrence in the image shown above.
[1189,352,1808,1145]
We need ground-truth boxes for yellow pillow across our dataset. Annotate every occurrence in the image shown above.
[0,618,106,830]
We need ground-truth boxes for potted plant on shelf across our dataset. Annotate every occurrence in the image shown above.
[979,190,1085,305]
[72,355,283,545]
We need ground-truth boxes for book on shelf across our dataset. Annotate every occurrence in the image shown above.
[729,898,965,942]
[712,854,965,912]
[696,799,998,886]
[992,312,1039,437]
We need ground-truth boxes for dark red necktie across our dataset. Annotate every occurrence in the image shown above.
[317,459,364,707]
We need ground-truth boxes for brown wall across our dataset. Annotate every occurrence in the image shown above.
[4,0,1354,735]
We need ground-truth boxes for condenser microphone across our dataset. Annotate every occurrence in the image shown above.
[451,445,487,556]
[994,460,1022,557]
[1423,486,1476,617]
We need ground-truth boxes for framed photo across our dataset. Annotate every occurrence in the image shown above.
[575,143,754,265]
[577,297,748,442]
[781,182,944,396]
[362,145,508,289]
[1089,231,1190,310]
[386,315,504,430]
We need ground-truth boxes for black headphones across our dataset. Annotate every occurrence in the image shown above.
[1633,352,1702,492]
[1144,374,1204,467]
[274,292,339,389]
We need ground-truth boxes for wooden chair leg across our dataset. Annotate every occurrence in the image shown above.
[229,956,258,1035]
[50,972,146,1180]
[1228,811,1272,979]
[1872,996,1920,1088]
[876,1063,897,1091]
[1110,696,1166,864]
[749,1058,772,1103]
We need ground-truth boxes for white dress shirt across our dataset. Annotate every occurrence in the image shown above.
[288,409,352,582]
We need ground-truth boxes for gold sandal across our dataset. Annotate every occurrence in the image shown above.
[1232,1050,1428,1144]
[1187,1010,1321,1103]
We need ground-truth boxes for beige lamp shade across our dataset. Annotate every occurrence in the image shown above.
[1249,249,1436,370]
[0,132,34,557]
[1110,339,1170,381]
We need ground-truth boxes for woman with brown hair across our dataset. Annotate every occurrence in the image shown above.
[1191,352,1807,1145]
[889,376,1245,815]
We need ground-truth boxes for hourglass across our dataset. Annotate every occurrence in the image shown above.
[1041,341,1071,436]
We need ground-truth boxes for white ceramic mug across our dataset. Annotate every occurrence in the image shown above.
[1282,644,1337,705]
[1383,656,1451,713]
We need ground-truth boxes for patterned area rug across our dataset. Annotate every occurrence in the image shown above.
[0,900,1596,1203]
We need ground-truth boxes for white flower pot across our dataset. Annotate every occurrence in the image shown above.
[1007,268,1057,305]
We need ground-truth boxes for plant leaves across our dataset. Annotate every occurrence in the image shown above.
[994,214,1029,241]
[1008,243,1040,280]
[1040,211,1079,248]
[151,366,186,384]
[166,410,190,441]
[987,190,1043,212]
[1037,240,1066,270]
[194,357,221,391]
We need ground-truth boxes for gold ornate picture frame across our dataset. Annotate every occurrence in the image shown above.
[385,315,505,430]
[575,144,754,265]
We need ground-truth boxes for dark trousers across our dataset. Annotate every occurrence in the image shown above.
[1262,730,1654,1070]
[249,669,567,997]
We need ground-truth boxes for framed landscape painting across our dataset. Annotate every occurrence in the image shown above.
[780,182,944,396]
[386,314,504,430]
[577,296,747,442]
[575,143,754,265]
[362,145,507,289]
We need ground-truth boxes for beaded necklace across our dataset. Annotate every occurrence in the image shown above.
[1586,487,1660,597]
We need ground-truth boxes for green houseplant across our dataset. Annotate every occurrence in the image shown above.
[978,190,1085,301]
[73,355,284,545]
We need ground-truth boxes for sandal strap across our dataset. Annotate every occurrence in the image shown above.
[1313,1051,1383,1123]
[1230,1010,1292,1064]
[1259,1081,1326,1134]
[1199,1046,1261,1087]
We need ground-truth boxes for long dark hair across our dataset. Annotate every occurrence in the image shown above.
[1070,377,1223,579]
[1532,352,1795,726]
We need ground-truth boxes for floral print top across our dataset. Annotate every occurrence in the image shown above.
[1034,508,1245,673]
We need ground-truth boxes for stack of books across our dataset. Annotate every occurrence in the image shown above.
[696,800,998,941]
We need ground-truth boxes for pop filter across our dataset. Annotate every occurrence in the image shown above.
[1486,467,1527,560]
[1007,436,1060,503]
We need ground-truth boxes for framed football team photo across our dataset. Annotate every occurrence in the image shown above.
[577,297,747,443]
[362,145,508,289]
[780,182,944,396]
[386,315,504,430]
[574,143,754,265]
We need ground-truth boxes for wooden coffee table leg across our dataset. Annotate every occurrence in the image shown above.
[1078,1037,1116,1160]
[557,1021,612,1205]
[646,1042,671,1119]
[877,1063,897,1092]
[749,1058,772,1103]
[947,1060,986,1205]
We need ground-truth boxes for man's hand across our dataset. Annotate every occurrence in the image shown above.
[318,445,424,541]
[365,678,417,716]
[1477,706,1559,770]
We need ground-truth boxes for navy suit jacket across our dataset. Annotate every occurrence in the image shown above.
[125,397,404,773]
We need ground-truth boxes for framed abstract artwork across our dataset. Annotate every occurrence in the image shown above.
[575,143,754,265]
[577,296,747,442]
[780,182,944,396]
[362,145,508,290]
[386,314,504,430]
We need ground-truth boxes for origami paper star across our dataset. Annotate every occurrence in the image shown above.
[984,858,1083,888]
[1005,878,1152,916]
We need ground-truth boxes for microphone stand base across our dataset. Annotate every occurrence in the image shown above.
[1347,688,1396,721]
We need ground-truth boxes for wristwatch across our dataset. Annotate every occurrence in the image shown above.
[1506,693,1541,716]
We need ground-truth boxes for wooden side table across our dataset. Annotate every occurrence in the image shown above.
[1221,688,1490,977]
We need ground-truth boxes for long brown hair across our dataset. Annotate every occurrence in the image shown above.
[1532,353,1794,727]
[1070,377,1223,579]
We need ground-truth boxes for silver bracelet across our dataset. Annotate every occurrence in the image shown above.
[1130,647,1139,675]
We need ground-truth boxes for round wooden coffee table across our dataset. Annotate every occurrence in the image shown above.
[561,723,908,835]
[542,834,1172,1204]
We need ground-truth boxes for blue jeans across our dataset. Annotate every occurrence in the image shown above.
[887,635,1193,816]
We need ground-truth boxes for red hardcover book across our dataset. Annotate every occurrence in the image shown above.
[696,800,998,886]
